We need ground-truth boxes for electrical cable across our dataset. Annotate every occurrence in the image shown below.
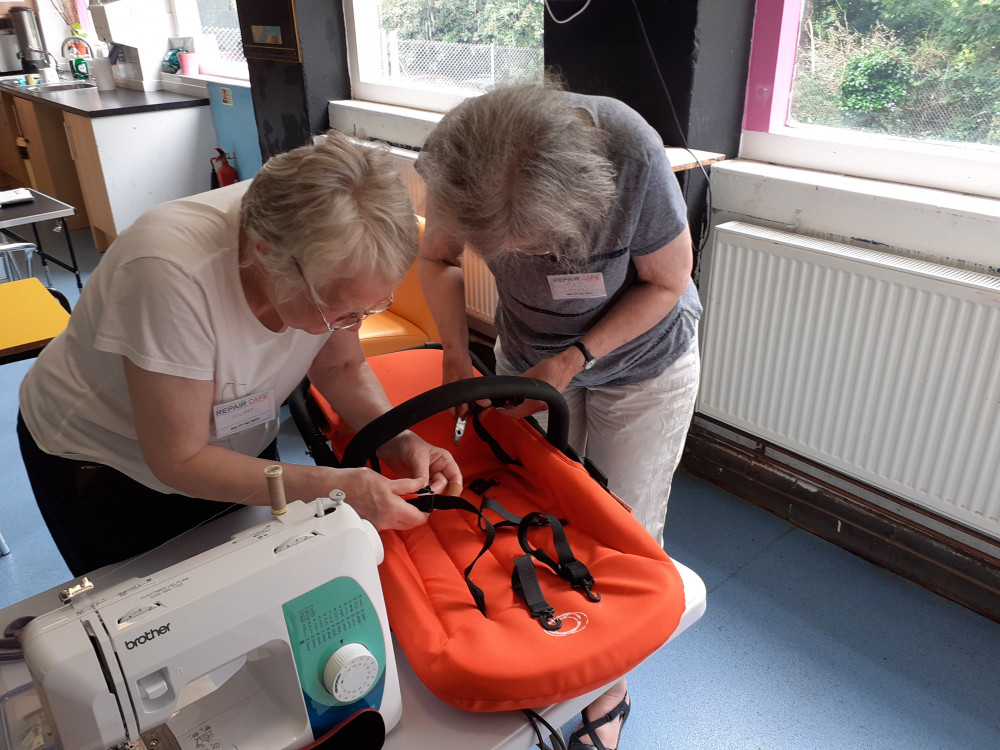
[544,0,594,25]
[542,0,715,264]
[625,0,715,261]
[523,708,569,750]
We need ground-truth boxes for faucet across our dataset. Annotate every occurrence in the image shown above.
[61,37,94,59]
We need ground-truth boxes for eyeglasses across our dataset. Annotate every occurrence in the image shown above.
[292,258,394,332]
[314,293,394,332]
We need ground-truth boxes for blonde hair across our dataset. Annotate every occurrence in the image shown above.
[417,79,617,265]
[240,130,418,301]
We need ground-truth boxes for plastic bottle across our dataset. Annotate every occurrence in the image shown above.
[71,54,89,80]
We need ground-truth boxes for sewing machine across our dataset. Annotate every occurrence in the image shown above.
[11,497,401,750]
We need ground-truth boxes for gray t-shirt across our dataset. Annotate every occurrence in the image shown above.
[488,93,702,387]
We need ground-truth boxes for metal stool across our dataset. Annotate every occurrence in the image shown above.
[0,240,38,283]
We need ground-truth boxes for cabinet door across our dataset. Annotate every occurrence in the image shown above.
[12,96,89,231]
[63,112,116,252]
[0,92,30,185]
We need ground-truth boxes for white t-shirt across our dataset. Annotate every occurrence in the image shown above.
[19,182,328,494]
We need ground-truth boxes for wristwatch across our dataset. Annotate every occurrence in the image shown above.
[571,340,597,371]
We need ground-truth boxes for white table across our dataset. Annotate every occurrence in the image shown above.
[0,506,705,750]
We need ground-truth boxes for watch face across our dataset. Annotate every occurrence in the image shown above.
[583,357,596,370]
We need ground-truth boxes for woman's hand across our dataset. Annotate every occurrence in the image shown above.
[330,467,435,530]
[377,430,463,494]
[442,349,491,418]
[494,350,579,420]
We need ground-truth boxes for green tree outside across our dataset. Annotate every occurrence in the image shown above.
[378,0,543,48]
[793,0,1000,145]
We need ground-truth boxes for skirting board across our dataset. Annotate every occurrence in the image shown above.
[681,414,1000,624]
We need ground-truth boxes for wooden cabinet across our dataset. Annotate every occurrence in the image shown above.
[62,113,116,251]
[63,106,216,251]
[1,87,215,252]
[0,91,31,187]
[7,95,89,231]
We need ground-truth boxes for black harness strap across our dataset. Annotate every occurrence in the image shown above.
[512,555,562,631]
[406,492,497,618]
[405,458,599,630]
[516,512,601,603]
[471,408,523,467]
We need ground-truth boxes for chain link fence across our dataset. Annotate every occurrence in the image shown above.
[202,24,246,63]
[790,20,1000,145]
[386,38,542,90]
[195,28,541,93]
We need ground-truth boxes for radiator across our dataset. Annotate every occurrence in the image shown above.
[699,221,1000,540]
[389,150,498,329]
[463,252,498,326]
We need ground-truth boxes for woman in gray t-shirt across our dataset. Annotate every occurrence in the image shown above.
[417,81,702,750]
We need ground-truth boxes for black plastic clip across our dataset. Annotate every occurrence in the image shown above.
[537,609,563,632]
[575,576,602,603]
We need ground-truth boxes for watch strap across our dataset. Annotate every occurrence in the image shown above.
[571,340,596,369]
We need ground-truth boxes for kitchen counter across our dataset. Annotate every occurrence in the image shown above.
[0,75,216,250]
[0,78,208,117]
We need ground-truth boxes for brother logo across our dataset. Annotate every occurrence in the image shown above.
[124,624,171,650]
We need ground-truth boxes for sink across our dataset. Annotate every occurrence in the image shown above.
[26,81,97,92]
[0,79,97,92]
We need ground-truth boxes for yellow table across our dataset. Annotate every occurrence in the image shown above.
[0,277,70,365]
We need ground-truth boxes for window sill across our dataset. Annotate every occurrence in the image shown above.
[328,99,729,174]
[329,100,443,151]
[710,158,1000,275]
[161,72,251,98]
[741,126,1000,201]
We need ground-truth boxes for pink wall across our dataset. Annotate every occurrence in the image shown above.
[743,0,803,132]
[75,0,91,32]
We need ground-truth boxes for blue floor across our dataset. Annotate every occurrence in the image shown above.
[1,228,999,749]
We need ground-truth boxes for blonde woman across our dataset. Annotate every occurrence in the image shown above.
[19,131,461,576]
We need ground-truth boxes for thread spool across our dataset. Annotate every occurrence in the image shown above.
[265,465,287,516]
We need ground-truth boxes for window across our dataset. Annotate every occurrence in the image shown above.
[171,0,248,79]
[343,0,544,113]
[194,0,245,64]
[792,0,999,148]
[742,0,1000,200]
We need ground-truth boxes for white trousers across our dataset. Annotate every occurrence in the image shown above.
[495,335,701,548]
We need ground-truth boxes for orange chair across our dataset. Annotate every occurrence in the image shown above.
[355,216,439,356]
[356,261,440,356]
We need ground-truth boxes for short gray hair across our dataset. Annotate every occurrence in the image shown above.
[241,130,418,301]
[417,80,617,265]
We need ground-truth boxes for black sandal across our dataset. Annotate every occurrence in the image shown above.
[568,692,631,750]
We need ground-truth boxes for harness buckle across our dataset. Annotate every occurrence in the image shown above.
[575,577,602,602]
[537,610,563,631]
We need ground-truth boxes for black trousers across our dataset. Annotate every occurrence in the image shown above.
[17,411,279,577]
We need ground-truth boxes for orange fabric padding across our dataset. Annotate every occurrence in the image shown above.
[355,310,432,357]
[320,348,687,712]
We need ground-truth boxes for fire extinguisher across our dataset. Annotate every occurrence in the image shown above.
[210,148,238,188]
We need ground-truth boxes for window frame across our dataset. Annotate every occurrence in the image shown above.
[342,0,485,114]
[168,0,250,82]
[742,0,1000,201]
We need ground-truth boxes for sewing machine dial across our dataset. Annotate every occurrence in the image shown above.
[322,643,380,702]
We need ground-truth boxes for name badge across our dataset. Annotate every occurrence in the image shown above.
[547,272,607,300]
[213,390,276,438]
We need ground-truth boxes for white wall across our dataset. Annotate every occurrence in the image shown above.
[35,0,178,70]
